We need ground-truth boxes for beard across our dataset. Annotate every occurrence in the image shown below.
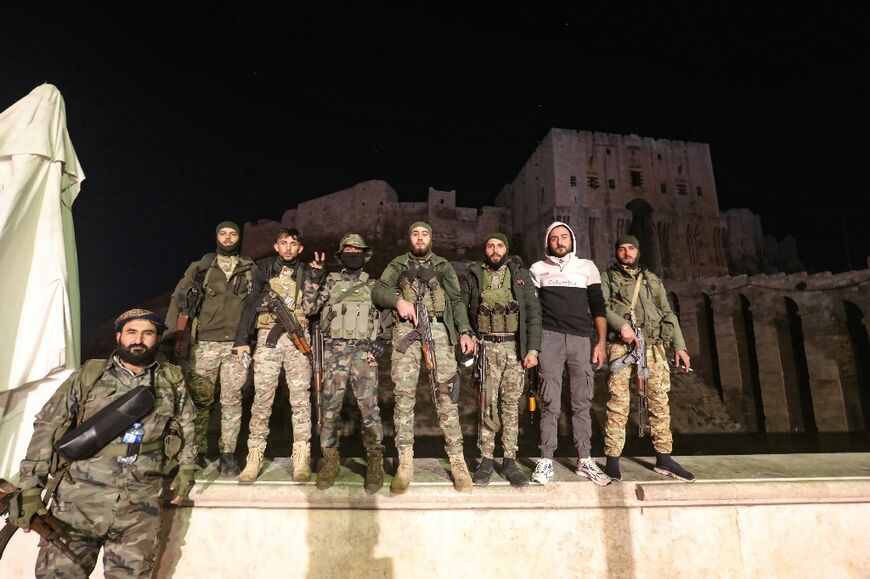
[410,241,432,257]
[550,245,571,258]
[484,253,505,269]
[116,341,158,366]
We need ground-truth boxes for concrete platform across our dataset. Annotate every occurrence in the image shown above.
[3,453,870,578]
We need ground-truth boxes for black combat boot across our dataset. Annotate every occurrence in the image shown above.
[654,454,695,482]
[500,458,528,487]
[603,457,622,482]
[219,452,240,478]
[473,457,494,486]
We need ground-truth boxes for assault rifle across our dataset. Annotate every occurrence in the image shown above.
[609,325,650,437]
[174,283,204,358]
[395,280,439,407]
[527,365,539,426]
[0,479,91,569]
[474,339,488,428]
[311,320,324,429]
[263,290,313,360]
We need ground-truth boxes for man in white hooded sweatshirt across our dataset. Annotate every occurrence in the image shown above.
[529,222,611,486]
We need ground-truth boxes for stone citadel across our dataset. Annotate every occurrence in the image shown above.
[240,128,870,437]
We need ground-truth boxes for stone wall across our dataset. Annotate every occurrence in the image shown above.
[496,128,729,278]
[669,269,870,433]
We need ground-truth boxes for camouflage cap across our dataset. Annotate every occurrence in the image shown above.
[114,308,167,334]
[336,233,373,261]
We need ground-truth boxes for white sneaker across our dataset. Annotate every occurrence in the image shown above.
[576,457,611,487]
[532,458,554,485]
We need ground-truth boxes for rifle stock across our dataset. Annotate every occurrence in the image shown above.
[0,479,91,568]
[174,313,192,357]
[311,321,324,430]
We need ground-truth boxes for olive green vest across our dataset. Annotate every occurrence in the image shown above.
[320,272,380,340]
[477,266,519,333]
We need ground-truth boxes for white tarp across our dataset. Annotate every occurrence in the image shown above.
[0,84,84,478]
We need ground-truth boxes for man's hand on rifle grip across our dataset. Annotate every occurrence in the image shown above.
[396,299,416,325]
[619,324,640,348]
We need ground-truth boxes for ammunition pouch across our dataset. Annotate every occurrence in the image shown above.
[54,386,156,462]
[477,300,519,334]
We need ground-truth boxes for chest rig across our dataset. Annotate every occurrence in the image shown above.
[477,266,519,334]
[258,266,307,329]
[321,272,379,340]
[397,261,446,316]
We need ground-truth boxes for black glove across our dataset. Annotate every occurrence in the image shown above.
[370,338,387,359]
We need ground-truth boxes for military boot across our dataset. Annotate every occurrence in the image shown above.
[500,458,528,487]
[316,447,340,490]
[364,448,385,494]
[390,445,414,494]
[291,441,312,482]
[473,457,494,486]
[448,453,473,493]
[238,448,264,485]
[219,452,240,478]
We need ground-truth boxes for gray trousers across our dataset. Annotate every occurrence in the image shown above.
[538,330,594,459]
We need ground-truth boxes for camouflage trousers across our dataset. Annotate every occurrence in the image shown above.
[247,329,312,453]
[35,471,163,578]
[182,340,249,453]
[319,339,383,451]
[604,341,673,456]
[477,339,525,459]
[391,320,462,455]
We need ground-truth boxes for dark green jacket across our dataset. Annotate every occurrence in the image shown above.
[372,251,472,345]
[164,253,256,343]
[461,256,542,357]
[600,263,687,351]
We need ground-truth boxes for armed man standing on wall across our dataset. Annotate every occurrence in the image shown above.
[372,221,477,494]
[302,234,386,493]
[8,309,197,578]
[601,235,695,482]
[232,227,326,484]
[163,221,255,478]
[461,233,542,487]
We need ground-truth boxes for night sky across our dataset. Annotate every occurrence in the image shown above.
[3,7,868,335]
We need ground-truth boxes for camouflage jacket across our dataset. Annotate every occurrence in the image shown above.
[372,251,472,345]
[18,356,196,493]
[600,263,687,351]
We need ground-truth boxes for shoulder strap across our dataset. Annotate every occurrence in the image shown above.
[628,272,644,326]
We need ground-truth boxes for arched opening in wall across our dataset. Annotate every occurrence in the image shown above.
[844,301,870,431]
[702,293,723,400]
[626,198,662,275]
[785,298,816,434]
[737,294,765,432]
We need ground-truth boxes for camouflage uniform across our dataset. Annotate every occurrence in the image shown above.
[303,267,383,452]
[236,258,322,455]
[461,257,542,460]
[601,263,687,457]
[372,250,473,456]
[164,252,255,454]
[18,356,196,578]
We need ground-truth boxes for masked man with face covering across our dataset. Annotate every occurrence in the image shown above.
[302,234,386,493]
[163,221,256,478]
[10,309,197,578]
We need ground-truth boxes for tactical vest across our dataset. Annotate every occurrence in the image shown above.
[320,272,379,340]
[258,271,307,330]
[477,266,519,333]
[398,264,446,315]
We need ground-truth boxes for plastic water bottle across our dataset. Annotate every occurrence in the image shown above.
[118,422,144,465]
